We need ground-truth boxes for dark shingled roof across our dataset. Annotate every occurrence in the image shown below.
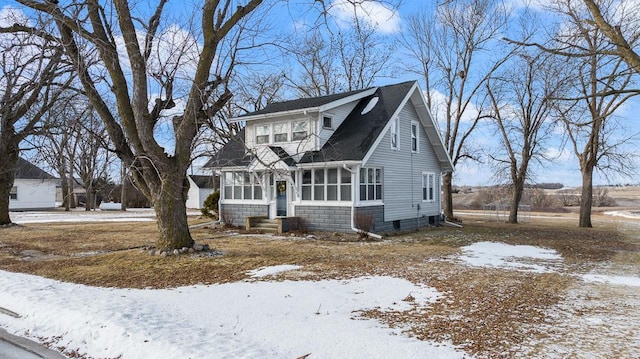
[299,81,415,163]
[15,158,56,180]
[204,128,252,168]
[235,88,372,119]
[208,81,418,168]
[189,175,214,189]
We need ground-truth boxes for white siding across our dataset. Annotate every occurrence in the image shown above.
[9,179,57,210]
[364,103,442,221]
[186,177,215,209]
[246,114,318,156]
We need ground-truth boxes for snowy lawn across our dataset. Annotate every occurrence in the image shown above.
[1,217,639,358]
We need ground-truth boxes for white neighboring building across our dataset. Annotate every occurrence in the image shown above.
[10,158,58,211]
[186,175,216,209]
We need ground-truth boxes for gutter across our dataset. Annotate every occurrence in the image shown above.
[343,164,383,240]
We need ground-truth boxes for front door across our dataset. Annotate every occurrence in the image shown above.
[276,181,287,216]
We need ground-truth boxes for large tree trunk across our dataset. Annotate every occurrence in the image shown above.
[508,179,525,224]
[442,172,454,220]
[0,148,18,226]
[579,166,594,228]
[151,171,194,251]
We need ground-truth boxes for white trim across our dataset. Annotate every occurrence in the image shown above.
[355,200,384,207]
[422,172,436,202]
[318,88,377,112]
[390,116,399,151]
[220,199,268,205]
[295,201,353,207]
[322,113,334,130]
[411,120,420,153]
[296,160,361,168]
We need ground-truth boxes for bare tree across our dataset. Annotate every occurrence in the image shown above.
[402,0,514,220]
[0,12,72,225]
[13,0,265,250]
[551,0,638,228]
[486,51,569,223]
[582,0,640,73]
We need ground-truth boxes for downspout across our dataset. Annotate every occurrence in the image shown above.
[343,164,383,240]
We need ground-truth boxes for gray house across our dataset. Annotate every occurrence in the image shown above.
[206,81,453,235]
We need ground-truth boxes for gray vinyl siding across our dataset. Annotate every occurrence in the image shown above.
[363,102,442,221]
[318,102,359,146]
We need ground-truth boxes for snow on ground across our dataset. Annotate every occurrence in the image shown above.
[247,264,303,278]
[603,210,640,220]
[10,209,201,224]
[0,270,464,359]
[459,241,564,273]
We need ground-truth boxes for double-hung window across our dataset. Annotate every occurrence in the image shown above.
[292,121,308,140]
[411,121,419,152]
[273,123,289,143]
[422,172,435,202]
[390,117,399,150]
[255,124,270,144]
[359,168,382,201]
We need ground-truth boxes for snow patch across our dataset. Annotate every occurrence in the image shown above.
[581,274,640,287]
[248,264,302,278]
[459,241,563,273]
[0,271,465,359]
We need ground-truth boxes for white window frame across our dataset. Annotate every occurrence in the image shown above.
[390,117,399,150]
[9,186,17,201]
[292,120,309,141]
[255,124,270,145]
[359,167,382,202]
[411,121,419,153]
[422,172,435,202]
[223,171,264,201]
[300,168,351,202]
[273,122,289,143]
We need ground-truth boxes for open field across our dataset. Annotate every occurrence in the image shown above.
[1,211,639,358]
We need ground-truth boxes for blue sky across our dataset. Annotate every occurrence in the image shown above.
[1,0,638,187]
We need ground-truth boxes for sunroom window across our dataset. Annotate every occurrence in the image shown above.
[224,171,263,200]
[359,167,382,201]
[301,168,351,201]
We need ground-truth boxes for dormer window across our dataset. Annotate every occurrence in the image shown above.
[256,124,270,144]
[273,123,289,143]
[292,121,308,140]
[323,116,332,129]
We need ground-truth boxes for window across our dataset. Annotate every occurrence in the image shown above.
[256,124,270,144]
[292,121,308,140]
[301,168,351,201]
[422,173,435,201]
[9,186,17,200]
[223,171,263,200]
[411,121,419,152]
[359,167,382,201]
[273,123,289,143]
[390,117,399,150]
[323,116,332,129]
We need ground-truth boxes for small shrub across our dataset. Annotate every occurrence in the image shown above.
[201,191,220,218]
[288,217,309,234]
[354,212,374,240]
[221,210,234,227]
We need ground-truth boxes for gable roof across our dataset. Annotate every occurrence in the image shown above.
[299,81,415,164]
[189,175,214,189]
[15,158,56,180]
[233,88,375,121]
[208,81,454,172]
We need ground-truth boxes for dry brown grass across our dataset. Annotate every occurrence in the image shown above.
[1,218,639,358]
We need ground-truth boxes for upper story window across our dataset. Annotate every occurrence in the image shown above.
[422,172,435,202]
[390,117,399,150]
[9,186,17,200]
[411,121,419,153]
[360,167,382,201]
[273,123,289,143]
[256,125,270,144]
[292,121,308,140]
[323,116,333,129]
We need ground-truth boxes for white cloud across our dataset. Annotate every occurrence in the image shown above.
[330,0,401,34]
[0,6,30,27]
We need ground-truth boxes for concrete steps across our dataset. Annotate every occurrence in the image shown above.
[247,217,279,233]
